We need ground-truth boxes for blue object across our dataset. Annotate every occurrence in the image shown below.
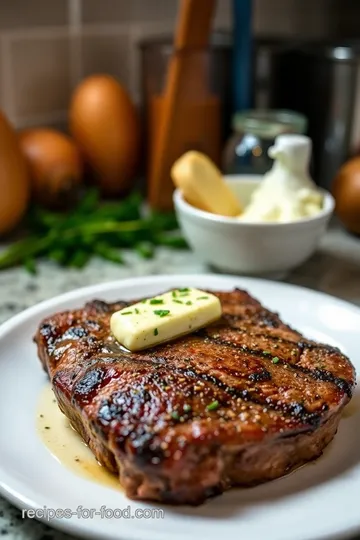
[232,0,253,112]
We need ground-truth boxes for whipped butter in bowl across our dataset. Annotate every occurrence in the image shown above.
[238,135,324,223]
[173,136,334,276]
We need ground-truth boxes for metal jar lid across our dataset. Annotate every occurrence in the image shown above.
[232,109,307,139]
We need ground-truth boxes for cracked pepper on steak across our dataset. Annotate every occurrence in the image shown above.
[34,289,356,505]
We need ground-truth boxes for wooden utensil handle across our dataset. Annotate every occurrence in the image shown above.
[148,0,218,210]
[175,0,217,49]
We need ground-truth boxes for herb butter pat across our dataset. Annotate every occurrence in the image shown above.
[110,288,222,351]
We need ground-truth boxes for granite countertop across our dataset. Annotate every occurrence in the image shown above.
[0,221,359,540]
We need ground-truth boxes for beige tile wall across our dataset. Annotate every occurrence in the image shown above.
[0,0,355,130]
[0,0,68,30]
[253,0,330,37]
[11,30,71,119]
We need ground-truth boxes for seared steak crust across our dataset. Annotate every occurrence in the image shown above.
[34,289,356,505]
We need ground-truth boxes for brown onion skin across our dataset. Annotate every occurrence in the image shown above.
[332,157,360,235]
[69,74,140,197]
[0,111,30,236]
[18,128,83,209]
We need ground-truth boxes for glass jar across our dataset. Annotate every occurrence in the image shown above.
[139,33,233,210]
[223,109,307,176]
[139,32,233,143]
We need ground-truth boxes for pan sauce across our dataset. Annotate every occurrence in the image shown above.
[37,384,121,490]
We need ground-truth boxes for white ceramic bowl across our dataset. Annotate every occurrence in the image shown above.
[173,175,335,276]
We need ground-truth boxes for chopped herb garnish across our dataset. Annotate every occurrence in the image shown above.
[186,301,192,305]
[154,328,158,336]
[178,288,190,292]
[183,404,192,413]
[134,308,140,314]
[172,291,177,298]
[179,292,189,297]
[272,357,280,364]
[197,296,209,300]
[150,298,164,305]
[154,310,170,317]
[121,311,133,315]
[171,411,180,420]
[263,350,271,356]
[141,299,147,304]
[173,299,183,304]
[207,400,219,411]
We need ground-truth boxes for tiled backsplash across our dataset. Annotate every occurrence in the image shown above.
[0,0,357,129]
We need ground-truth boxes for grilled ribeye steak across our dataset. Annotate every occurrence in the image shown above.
[35,289,356,505]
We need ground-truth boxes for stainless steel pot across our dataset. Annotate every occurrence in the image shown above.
[262,42,360,190]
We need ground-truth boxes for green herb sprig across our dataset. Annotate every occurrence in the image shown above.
[0,189,187,273]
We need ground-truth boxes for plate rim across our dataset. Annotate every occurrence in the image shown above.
[1,273,360,341]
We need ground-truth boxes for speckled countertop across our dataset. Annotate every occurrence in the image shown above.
[0,221,359,540]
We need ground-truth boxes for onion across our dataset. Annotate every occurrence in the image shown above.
[69,75,140,196]
[0,111,29,235]
[332,156,360,235]
[18,128,83,208]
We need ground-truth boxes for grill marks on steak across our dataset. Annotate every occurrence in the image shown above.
[35,288,356,504]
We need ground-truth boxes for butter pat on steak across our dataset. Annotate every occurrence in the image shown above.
[110,288,222,351]
[34,289,356,505]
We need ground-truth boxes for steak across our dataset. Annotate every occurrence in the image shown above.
[34,289,356,505]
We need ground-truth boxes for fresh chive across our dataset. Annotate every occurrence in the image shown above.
[154,310,170,317]
[171,411,180,420]
[183,404,192,413]
[134,308,140,314]
[207,400,219,411]
[186,301,192,305]
[135,241,154,259]
[121,311,133,315]
[263,350,271,356]
[94,243,123,264]
[272,357,280,364]
[24,257,37,275]
[197,296,209,300]
[154,328,159,336]
[48,248,67,264]
[149,299,164,305]
[173,300,183,304]
[155,234,188,249]
[68,250,92,269]
[172,291,177,298]
[141,299,147,304]
[178,288,190,292]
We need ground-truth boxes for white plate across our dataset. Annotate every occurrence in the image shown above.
[0,274,360,540]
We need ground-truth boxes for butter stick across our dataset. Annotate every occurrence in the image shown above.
[171,151,242,216]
